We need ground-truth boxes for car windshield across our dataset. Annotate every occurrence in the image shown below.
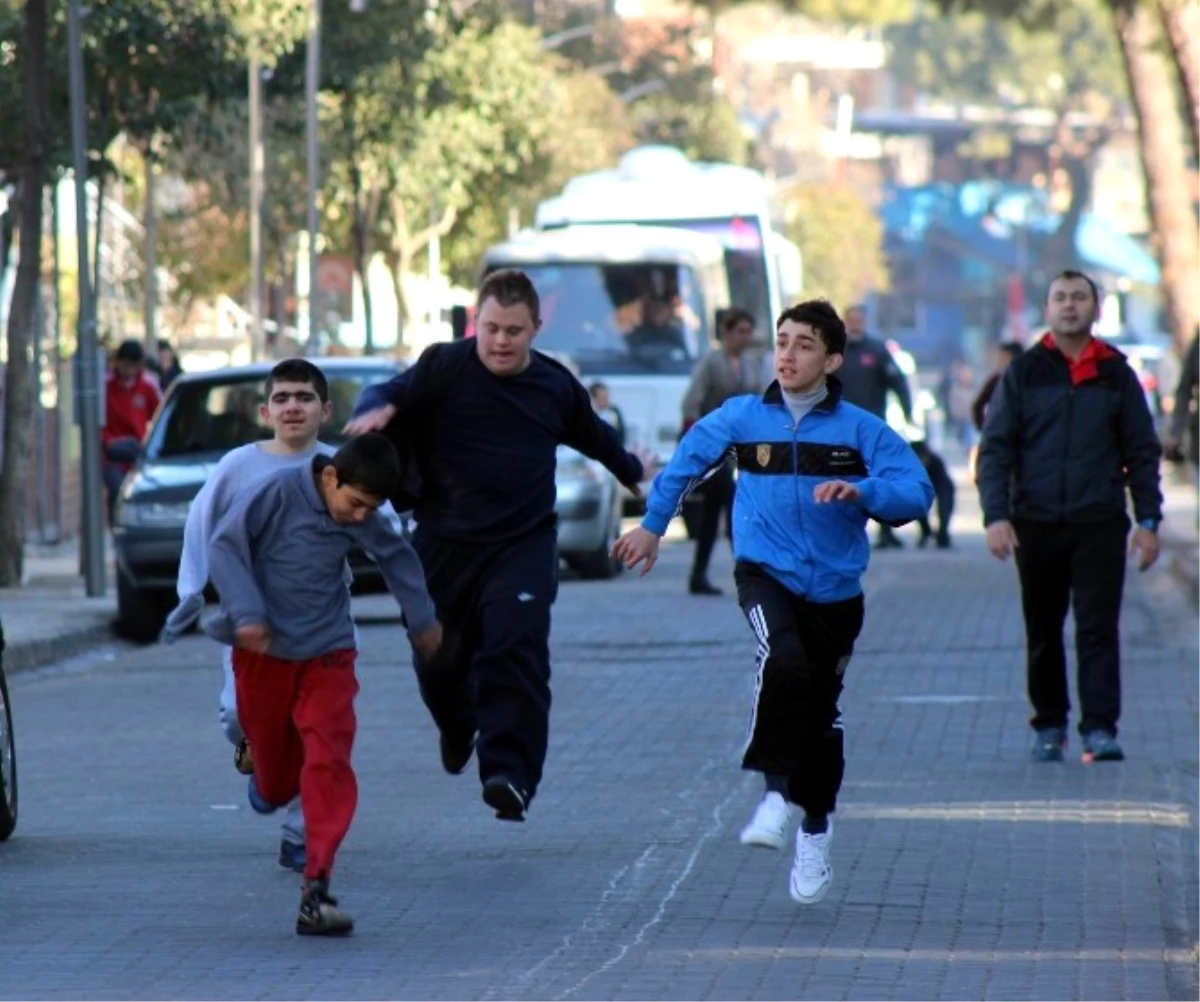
[148,366,398,459]
[509,261,710,377]
[654,217,771,336]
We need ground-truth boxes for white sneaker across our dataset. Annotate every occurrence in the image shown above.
[739,792,792,850]
[789,819,834,905]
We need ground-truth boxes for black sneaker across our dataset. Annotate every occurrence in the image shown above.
[1081,730,1125,763]
[1030,726,1067,762]
[234,739,254,776]
[688,578,723,596]
[440,729,476,775]
[296,880,354,937]
[482,776,528,822]
[278,839,306,873]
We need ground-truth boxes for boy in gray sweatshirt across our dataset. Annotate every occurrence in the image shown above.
[161,357,339,873]
[206,433,441,937]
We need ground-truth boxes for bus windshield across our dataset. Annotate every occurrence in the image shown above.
[506,261,711,377]
[656,217,771,333]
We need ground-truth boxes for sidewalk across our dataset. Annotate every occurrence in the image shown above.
[1161,466,1199,605]
[0,538,118,676]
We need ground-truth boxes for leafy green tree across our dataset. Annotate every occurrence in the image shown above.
[924,0,1199,350]
[885,1,1125,271]
[782,181,889,309]
[0,0,49,588]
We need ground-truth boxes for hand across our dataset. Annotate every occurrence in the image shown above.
[1130,527,1160,571]
[411,620,444,662]
[235,623,270,653]
[612,526,661,575]
[1164,437,1186,463]
[986,520,1018,561]
[812,480,861,504]
[343,403,396,435]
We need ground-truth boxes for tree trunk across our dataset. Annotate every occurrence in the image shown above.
[1112,0,1200,353]
[386,194,458,349]
[1157,0,1200,162]
[0,0,49,587]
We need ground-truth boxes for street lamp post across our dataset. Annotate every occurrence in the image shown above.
[303,0,322,354]
[249,53,265,360]
[67,0,106,597]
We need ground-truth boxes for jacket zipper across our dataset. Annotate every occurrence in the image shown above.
[1059,385,1074,518]
[789,408,814,594]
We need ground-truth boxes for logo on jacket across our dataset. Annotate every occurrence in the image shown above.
[132,394,146,410]
[756,444,772,467]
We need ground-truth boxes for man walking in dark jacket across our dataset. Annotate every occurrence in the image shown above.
[840,305,914,548]
[344,270,649,822]
[977,270,1162,764]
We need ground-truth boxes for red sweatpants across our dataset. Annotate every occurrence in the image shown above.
[232,647,359,882]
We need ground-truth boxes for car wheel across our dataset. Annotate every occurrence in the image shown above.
[116,569,171,643]
[0,664,18,841]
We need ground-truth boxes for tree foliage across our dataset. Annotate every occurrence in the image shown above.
[782,182,889,309]
[885,0,1125,114]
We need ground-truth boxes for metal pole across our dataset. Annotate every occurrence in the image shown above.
[51,181,64,540]
[143,148,158,352]
[304,0,321,354]
[249,53,264,360]
[68,0,106,597]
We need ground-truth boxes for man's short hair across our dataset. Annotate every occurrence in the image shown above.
[265,358,329,403]
[478,269,541,324]
[777,299,847,356]
[330,433,401,500]
[1047,269,1100,304]
[115,339,145,363]
[588,381,608,397]
[720,307,755,335]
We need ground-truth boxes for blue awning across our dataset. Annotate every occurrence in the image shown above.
[1074,213,1160,285]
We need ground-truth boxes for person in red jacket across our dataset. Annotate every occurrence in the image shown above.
[103,339,162,523]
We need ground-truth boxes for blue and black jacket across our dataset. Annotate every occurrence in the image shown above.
[643,377,934,602]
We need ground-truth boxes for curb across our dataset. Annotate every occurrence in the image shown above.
[2,620,118,677]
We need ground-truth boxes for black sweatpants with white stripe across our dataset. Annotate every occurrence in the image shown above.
[734,562,865,818]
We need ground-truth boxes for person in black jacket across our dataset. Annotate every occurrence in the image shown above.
[840,305,914,548]
[344,270,649,822]
[977,270,1162,765]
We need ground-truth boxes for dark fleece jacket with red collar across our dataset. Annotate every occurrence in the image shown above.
[977,334,1162,527]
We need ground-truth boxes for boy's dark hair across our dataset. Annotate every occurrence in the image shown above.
[478,268,541,324]
[998,340,1024,362]
[265,358,329,403]
[776,299,847,356]
[1047,269,1099,304]
[720,307,755,334]
[588,381,608,397]
[330,433,401,500]
[115,338,145,363]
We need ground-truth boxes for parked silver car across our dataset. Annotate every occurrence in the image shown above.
[555,445,624,579]
[112,356,408,641]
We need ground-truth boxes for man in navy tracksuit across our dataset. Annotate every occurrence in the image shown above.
[345,269,648,822]
[977,269,1162,764]
[615,299,933,906]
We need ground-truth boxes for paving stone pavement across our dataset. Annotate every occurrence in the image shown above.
[1,486,1196,1001]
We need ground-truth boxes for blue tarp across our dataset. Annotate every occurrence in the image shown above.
[879,182,1161,285]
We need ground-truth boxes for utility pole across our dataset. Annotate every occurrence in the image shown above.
[143,146,158,352]
[249,54,265,360]
[303,0,322,354]
[67,0,106,597]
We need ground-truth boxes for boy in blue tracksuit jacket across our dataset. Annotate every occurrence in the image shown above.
[614,299,933,906]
